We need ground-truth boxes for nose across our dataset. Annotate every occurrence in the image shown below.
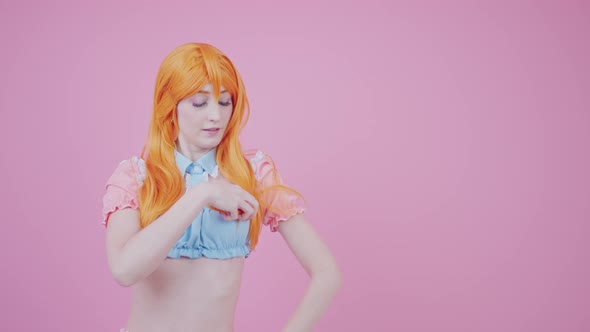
[208,103,221,121]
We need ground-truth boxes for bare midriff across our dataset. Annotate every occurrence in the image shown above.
[125,256,245,332]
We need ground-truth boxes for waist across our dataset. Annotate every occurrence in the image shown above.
[127,257,244,330]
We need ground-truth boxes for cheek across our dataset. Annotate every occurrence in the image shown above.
[178,113,206,133]
[222,109,233,124]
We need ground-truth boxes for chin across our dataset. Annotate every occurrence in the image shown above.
[197,141,221,150]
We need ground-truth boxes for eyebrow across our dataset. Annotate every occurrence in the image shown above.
[197,89,229,94]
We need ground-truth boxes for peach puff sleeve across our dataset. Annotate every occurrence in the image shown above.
[248,150,307,232]
[101,156,146,227]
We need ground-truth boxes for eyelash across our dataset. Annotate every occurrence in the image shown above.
[192,101,232,108]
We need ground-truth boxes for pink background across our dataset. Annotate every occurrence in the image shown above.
[1,1,588,331]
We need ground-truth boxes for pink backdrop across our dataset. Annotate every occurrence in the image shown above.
[0,1,588,331]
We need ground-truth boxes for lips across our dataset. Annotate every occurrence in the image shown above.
[203,128,221,135]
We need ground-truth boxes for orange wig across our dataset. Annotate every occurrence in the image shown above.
[137,42,302,251]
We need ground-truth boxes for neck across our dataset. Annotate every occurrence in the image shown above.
[175,140,213,162]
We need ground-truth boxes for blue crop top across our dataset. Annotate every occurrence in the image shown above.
[101,148,307,260]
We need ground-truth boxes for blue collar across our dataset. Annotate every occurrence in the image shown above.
[174,147,218,175]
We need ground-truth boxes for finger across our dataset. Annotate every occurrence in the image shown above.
[237,201,254,221]
[220,209,235,221]
[239,190,259,212]
[225,207,239,221]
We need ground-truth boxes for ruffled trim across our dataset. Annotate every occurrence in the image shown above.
[263,205,307,232]
[167,244,251,259]
[130,156,146,185]
[248,150,266,180]
[101,189,139,227]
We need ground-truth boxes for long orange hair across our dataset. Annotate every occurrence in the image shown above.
[137,42,301,251]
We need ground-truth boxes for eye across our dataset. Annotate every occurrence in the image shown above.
[192,100,232,108]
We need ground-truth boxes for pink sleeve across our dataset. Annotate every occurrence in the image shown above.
[248,150,307,232]
[101,157,145,227]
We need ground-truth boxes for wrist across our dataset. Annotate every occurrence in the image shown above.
[188,182,211,206]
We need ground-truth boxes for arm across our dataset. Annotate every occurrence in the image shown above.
[278,213,343,332]
[105,184,209,287]
[248,150,342,330]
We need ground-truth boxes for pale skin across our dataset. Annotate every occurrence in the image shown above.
[105,83,342,331]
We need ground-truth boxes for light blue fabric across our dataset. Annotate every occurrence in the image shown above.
[167,147,251,259]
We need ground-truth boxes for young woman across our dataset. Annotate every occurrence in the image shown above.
[101,42,342,332]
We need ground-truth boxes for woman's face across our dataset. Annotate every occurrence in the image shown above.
[175,83,233,153]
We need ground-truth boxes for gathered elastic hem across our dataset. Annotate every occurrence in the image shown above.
[167,244,251,259]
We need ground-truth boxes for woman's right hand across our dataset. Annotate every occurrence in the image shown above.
[194,174,259,221]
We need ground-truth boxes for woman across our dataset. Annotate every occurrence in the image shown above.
[101,42,342,332]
